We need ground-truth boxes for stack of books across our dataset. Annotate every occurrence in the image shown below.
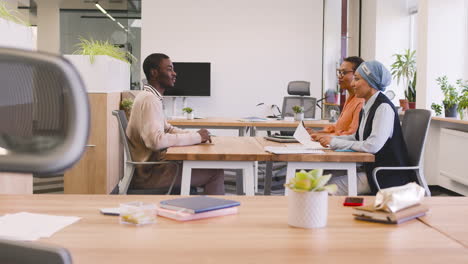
[352,203,428,224]
[157,196,240,221]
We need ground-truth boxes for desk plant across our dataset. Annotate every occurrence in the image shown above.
[74,37,136,64]
[436,76,459,117]
[292,105,304,121]
[285,169,337,228]
[120,98,133,120]
[182,107,194,120]
[390,49,416,110]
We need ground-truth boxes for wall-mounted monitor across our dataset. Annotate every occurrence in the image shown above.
[165,62,211,97]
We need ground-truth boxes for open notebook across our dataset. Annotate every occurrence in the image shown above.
[264,122,328,154]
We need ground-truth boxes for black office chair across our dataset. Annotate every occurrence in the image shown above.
[372,109,432,196]
[0,48,90,263]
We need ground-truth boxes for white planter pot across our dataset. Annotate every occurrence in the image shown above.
[64,55,130,93]
[0,18,34,50]
[186,112,194,120]
[294,112,304,121]
[288,190,328,228]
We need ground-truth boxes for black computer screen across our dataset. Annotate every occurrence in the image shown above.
[165,62,211,96]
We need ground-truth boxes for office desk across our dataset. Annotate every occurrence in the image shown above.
[249,119,331,136]
[166,136,270,196]
[256,137,374,196]
[419,197,468,247]
[167,117,331,136]
[168,117,250,136]
[1,195,467,264]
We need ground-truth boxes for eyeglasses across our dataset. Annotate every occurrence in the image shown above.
[336,70,354,77]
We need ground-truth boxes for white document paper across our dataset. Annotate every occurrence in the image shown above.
[264,146,324,154]
[293,122,329,149]
[0,212,80,241]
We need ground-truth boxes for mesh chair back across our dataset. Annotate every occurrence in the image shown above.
[112,110,133,162]
[0,48,89,175]
[287,81,310,96]
[401,109,431,166]
[0,239,72,264]
[281,96,317,119]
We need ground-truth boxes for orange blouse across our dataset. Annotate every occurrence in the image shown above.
[324,94,364,135]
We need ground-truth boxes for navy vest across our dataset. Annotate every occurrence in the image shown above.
[356,93,414,193]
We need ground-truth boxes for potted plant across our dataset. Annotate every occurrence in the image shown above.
[436,76,459,118]
[182,107,194,120]
[0,2,34,50]
[120,98,133,120]
[64,37,134,93]
[431,103,443,117]
[292,105,304,121]
[390,49,416,111]
[285,169,337,228]
[457,79,468,120]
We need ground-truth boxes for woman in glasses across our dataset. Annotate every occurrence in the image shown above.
[310,56,364,137]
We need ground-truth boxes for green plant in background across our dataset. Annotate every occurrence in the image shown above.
[390,49,416,102]
[120,98,133,112]
[431,103,443,116]
[292,105,304,114]
[285,169,337,193]
[436,76,459,109]
[0,1,29,26]
[404,72,417,103]
[457,79,468,119]
[182,107,193,114]
[74,37,137,64]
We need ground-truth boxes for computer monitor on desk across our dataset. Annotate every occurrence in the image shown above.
[281,96,317,120]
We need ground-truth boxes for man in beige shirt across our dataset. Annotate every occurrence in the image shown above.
[126,53,224,194]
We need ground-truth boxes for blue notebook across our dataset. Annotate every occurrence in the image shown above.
[159,196,240,214]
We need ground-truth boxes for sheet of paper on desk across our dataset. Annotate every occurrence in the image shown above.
[0,212,80,241]
[264,146,324,154]
[293,122,329,149]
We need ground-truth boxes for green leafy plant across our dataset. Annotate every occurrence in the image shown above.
[391,49,416,102]
[404,72,416,102]
[456,79,468,118]
[285,169,337,193]
[120,98,133,112]
[73,37,136,64]
[431,103,442,116]
[0,1,29,26]
[292,105,304,114]
[182,107,193,114]
[436,76,459,109]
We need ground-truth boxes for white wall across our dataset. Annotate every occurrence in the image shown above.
[141,0,324,122]
[417,0,468,109]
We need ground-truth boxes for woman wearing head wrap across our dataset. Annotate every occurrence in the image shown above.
[315,60,415,194]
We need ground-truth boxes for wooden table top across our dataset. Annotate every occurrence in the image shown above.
[168,117,331,128]
[1,195,467,264]
[166,136,374,163]
[168,117,250,127]
[166,136,271,161]
[256,137,375,162]
[419,197,468,248]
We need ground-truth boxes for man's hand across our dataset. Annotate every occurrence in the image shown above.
[197,128,211,143]
[316,135,332,148]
